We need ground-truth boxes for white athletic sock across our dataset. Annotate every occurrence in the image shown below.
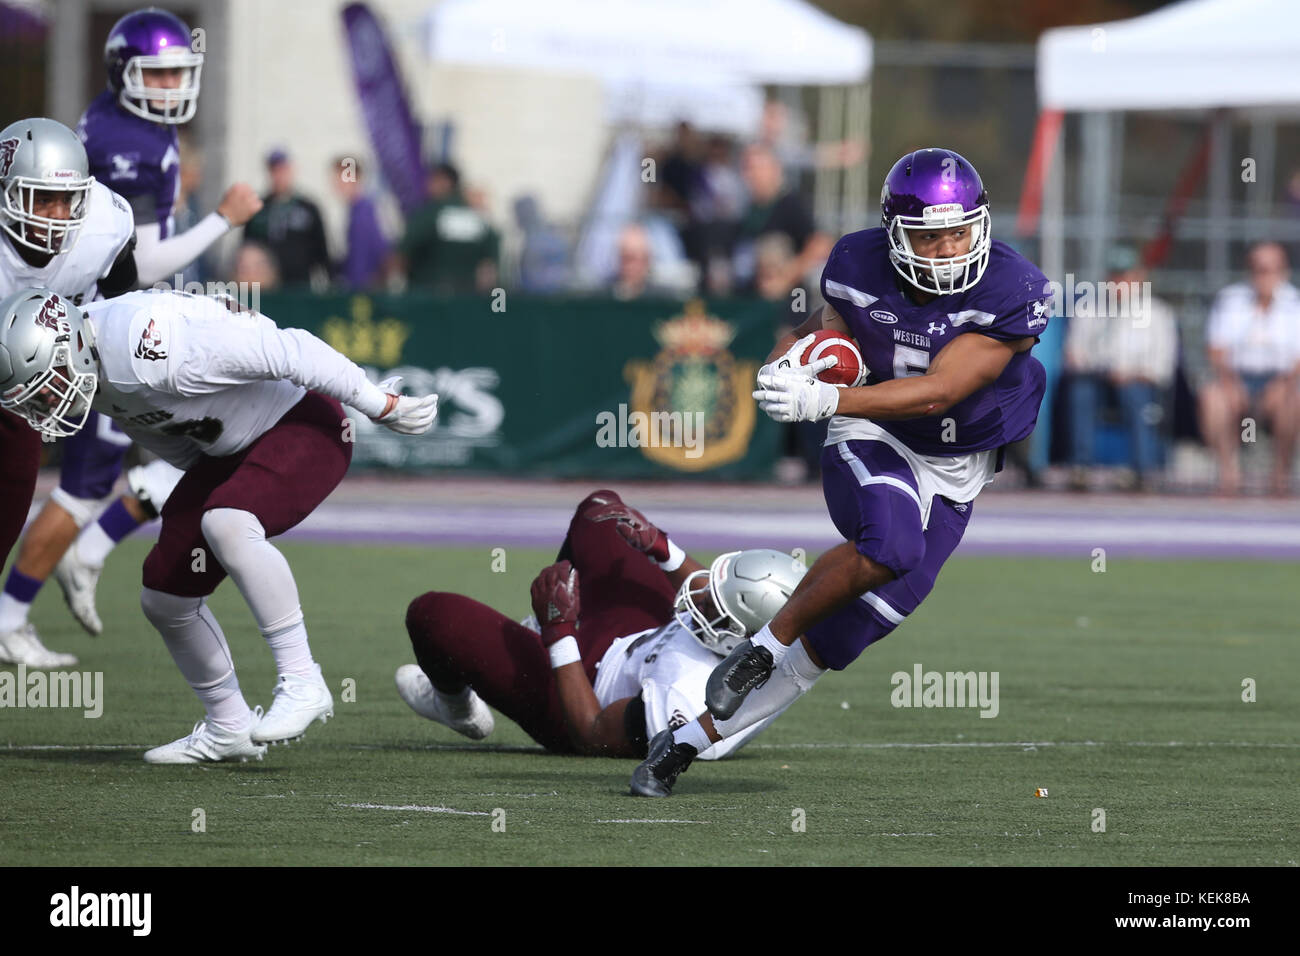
[141,587,252,732]
[673,718,713,755]
[75,519,116,568]
[751,624,790,665]
[199,508,316,679]
[0,592,32,634]
[713,639,826,739]
[262,611,316,679]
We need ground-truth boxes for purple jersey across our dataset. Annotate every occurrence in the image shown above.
[77,90,180,238]
[821,228,1051,456]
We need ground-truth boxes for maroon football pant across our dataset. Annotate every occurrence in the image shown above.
[0,410,42,568]
[404,491,677,753]
[142,392,353,596]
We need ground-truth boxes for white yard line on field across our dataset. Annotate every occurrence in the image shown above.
[339,802,491,816]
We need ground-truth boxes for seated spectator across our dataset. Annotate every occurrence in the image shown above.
[1065,248,1178,490]
[1199,241,1300,495]
[331,156,389,290]
[230,240,280,291]
[610,224,679,301]
[395,162,500,295]
[732,143,831,296]
[243,148,331,289]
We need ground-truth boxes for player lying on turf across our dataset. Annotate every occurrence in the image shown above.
[397,491,805,762]
[0,286,437,763]
[631,148,1053,796]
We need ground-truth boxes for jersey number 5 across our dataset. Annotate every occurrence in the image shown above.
[893,344,931,379]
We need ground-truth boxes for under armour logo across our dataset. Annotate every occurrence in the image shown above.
[953,503,968,512]
[927,322,947,336]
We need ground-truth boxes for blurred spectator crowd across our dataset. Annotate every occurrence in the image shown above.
[173,103,1300,496]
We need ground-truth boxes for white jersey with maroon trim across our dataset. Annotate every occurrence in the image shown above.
[593,614,787,760]
[0,180,134,303]
[81,289,389,469]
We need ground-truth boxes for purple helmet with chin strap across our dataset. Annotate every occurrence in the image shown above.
[104,8,203,125]
[880,148,991,295]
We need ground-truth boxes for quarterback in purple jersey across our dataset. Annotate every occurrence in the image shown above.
[630,148,1053,797]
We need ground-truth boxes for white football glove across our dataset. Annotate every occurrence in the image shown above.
[757,332,839,382]
[753,367,840,423]
[372,375,439,435]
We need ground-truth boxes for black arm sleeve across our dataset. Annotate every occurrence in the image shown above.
[98,233,139,297]
[624,692,649,758]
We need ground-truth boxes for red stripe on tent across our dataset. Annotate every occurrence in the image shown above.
[1140,115,1216,270]
[1015,109,1064,238]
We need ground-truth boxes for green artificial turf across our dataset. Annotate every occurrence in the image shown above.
[2,540,1296,866]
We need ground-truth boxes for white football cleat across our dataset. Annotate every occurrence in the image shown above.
[251,664,334,744]
[143,712,267,764]
[0,623,78,668]
[395,664,494,740]
[53,542,104,636]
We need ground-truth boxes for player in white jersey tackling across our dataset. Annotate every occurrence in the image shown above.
[0,116,137,668]
[0,286,437,763]
[398,490,805,764]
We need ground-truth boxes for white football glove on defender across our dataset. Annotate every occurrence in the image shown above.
[753,367,840,423]
[372,375,439,435]
[757,333,839,382]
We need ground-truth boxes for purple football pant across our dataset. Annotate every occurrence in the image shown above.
[404,491,677,753]
[806,439,973,671]
[59,410,132,499]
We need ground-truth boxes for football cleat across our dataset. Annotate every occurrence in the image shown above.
[53,542,105,636]
[251,664,334,744]
[629,729,698,797]
[143,710,267,764]
[705,639,774,721]
[394,664,494,740]
[0,623,78,668]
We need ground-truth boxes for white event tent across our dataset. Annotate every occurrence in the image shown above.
[1033,0,1300,290]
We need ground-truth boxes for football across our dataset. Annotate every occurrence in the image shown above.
[797,329,867,387]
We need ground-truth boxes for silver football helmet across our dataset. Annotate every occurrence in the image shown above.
[0,288,99,438]
[0,118,94,255]
[675,548,807,656]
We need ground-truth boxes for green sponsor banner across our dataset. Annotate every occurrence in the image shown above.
[256,292,790,479]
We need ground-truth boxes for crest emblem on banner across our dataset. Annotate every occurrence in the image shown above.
[624,301,757,472]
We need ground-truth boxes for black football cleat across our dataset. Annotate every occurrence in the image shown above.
[629,729,698,797]
[705,639,774,721]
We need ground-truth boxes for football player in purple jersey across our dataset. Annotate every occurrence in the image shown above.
[630,148,1054,797]
[0,8,265,650]
[78,7,261,281]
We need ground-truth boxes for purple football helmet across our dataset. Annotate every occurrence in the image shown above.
[104,8,203,125]
[880,148,991,295]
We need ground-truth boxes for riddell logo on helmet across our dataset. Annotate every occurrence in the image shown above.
[922,203,964,217]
